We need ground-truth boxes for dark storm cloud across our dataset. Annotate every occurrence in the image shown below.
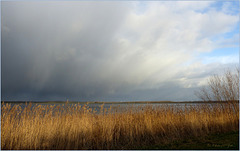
[2,1,132,101]
[2,1,238,101]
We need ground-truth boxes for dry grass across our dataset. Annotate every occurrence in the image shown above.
[1,102,239,150]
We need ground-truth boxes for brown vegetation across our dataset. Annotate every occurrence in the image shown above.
[1,102,239,150]
[195,68,239,103]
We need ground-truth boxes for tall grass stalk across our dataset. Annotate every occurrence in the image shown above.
[1,102,239,150]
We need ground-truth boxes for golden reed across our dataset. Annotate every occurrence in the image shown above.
[1,102,239,150]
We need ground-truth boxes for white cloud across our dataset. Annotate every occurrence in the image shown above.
[173,61,239,89]
[174,1,214,11]
[108,1,238,88]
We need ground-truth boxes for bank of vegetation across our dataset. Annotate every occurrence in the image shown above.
[1,101,238,150]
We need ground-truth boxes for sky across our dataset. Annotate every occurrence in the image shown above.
[1,1,239,102]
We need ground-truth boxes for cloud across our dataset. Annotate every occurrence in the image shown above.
[215,33,239,48]
[2,1,239,101]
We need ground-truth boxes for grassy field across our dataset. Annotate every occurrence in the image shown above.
[1,102,239,150]
[138,130,239,150]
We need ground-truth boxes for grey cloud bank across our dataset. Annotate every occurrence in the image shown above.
[2,1,239,102]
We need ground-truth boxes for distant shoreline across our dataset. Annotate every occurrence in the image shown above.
[1,100,239,104]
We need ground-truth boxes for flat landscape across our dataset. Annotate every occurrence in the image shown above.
[1,101,239,150]
[2,1,239,150]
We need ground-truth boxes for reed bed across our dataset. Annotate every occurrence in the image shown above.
[1,102,239,150]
